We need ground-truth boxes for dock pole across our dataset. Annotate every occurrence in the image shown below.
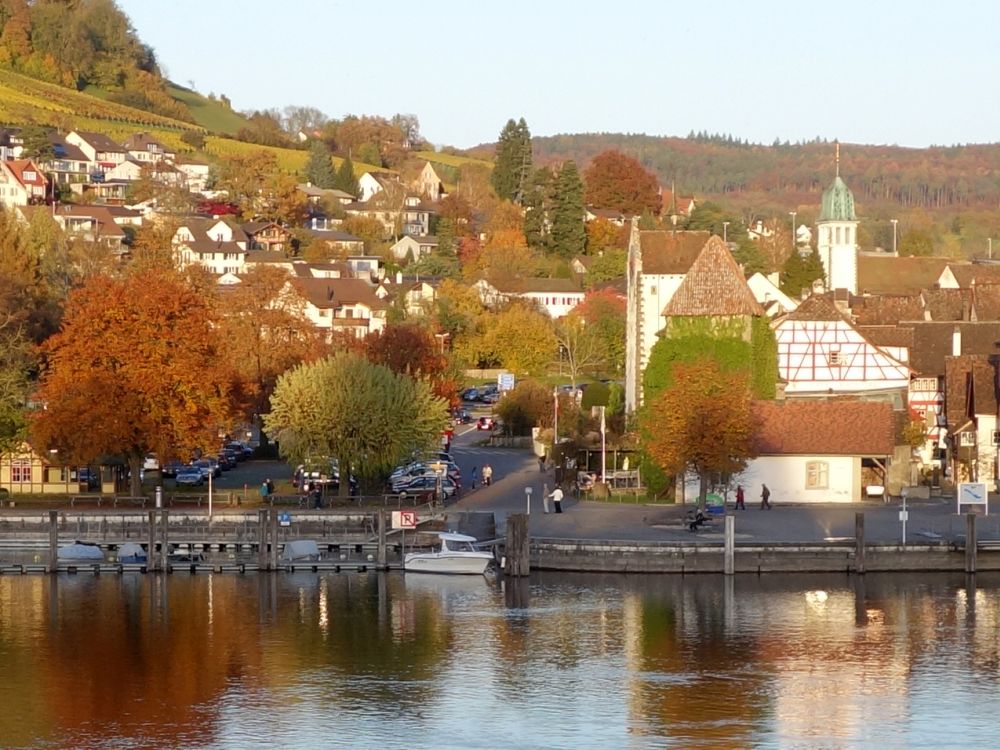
[724,515,734,575]
[376,510,387,569]
[159,510,169,572]
[147,510,157,571]
[504,513,530,577]
[966,513,977,574]
[269,509,279,570]
[48,510,58,573]
[257,509,268,570]
[854,512,866,574]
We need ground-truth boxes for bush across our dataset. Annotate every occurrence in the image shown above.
[496,380,551,436]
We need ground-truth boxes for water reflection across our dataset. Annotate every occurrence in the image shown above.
[1,572,1000,748]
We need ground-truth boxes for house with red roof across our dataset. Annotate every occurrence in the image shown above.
[0,159,48,208]
[740,400,898,503]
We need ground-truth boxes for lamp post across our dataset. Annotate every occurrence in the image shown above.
[891,219,898,254]
[433,332,449,353]
[525,486,532,514]
[789,211,797,250]
[722,221,729,243]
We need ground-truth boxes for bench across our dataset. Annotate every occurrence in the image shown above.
[70,496,106,507]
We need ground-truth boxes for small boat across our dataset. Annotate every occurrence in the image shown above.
[58,542,104,561]
[117,542,147,564]
[404,532,495,575]
[280,539,321,562]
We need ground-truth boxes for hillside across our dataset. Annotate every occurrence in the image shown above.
[166,84,249,136]
[529,133,1000,215]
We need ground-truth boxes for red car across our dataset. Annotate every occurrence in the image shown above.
[476,416,496,431]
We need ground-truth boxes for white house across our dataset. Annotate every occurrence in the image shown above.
[390,234,438,262]
[357,171,395,202]
[0,159,47,208]
[746,272,798,317]
[105,159,144,182]
[289,277,388,339]
[740,400,897,503]
[123,133,176,164]
[775,295,910,399]
[411,161,445,201]
[476,278,585,318]
[66,130,127,171]
[176,160,211,193]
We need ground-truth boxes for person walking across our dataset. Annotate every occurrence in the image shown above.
[542,482,551,513]
[483,464,493,487]
[760,483,771,510]
[266,478,275,495]
[259,480,270,502]
[549,485,564,514]
[470,466,479,490]
[539,453,547,472]
[735,484,745,510]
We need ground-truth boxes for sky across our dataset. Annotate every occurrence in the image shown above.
[117,0,1000,150]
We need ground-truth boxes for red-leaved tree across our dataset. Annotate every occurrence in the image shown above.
[583,149,662,215]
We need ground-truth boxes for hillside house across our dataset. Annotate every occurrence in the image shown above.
[66,130,127,173]
[390,234,438,262]
[123,133,176,164]
[0,159,47,208]
[242,221,292,253]
[411,162,445,201]
[289,277,388,338]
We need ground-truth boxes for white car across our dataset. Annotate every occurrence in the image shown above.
[143,454,160,472]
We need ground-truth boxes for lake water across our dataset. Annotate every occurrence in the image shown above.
[0,570,998,749]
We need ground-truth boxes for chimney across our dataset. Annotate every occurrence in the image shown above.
[395,271,402,284]
[953,326,962,357]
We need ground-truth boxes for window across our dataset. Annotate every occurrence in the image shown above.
[912,378,937,392]
[835,226,842,244]
[649,285,657,296]
[828,349,842,366]
[845,227,852,244]
[806,461,829,489]
[11,459,31,483]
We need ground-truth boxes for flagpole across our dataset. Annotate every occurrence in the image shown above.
[600,406,607,484]
[553,387,559,446]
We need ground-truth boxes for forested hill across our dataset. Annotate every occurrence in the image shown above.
[525,133,1000,213]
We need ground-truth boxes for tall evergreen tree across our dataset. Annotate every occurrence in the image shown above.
[550,161,586,259]
[523,166,553,250]
[336,154,359,197]
[780,248,825,297]
[490,117,532,203]
[305,140,337,188]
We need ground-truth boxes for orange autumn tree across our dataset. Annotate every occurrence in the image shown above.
[31,271,235,496]
[641,358,756,510]
[365,322,461,406]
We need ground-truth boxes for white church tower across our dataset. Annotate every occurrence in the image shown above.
[816,144,859,294]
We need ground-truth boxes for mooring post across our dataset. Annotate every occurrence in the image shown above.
[48,510,59,573]
[724,515,735,575]
[376,510,387,569]
[257,509,269,569]
[159,510,169,572]
[269,509,279,570]
[147,510,157,571]
[966,512,977,574]
[854,512,866,574]
[504,513,530,577]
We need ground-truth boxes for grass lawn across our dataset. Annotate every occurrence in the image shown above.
[167,83,249,135]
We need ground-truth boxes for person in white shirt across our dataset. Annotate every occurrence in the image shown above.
[549,486,564,514]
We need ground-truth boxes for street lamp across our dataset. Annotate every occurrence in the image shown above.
[891,219,898,255]
[789,211,797,250]
[722,221,729,243]
[433,332,449,353]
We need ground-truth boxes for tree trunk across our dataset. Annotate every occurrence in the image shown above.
[698,470,710,512]
[129,454,143,498]
[338,454,350,499]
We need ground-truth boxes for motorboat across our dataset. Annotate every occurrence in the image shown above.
[280,539,321,562]
[404,532,495,575]
[117,542,147,564]
[57,542,104,561]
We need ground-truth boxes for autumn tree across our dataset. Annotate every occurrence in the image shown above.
[31,271,235,496]
[550,161,586,258]
[496,379,554,436]
[642,358,756,510]
[217,265,326,419]
[0,311,32,453]
[305,140,337,189]
[264,352,448,496]
[483,200,527,251]
[365,322,460,406]
[583,248,627,288]
[459,303,556,374]
[574,289,627,375]
[585,218,625,256]
[554,315,605,387]
[583,150,661,215]
[490,118,532,203]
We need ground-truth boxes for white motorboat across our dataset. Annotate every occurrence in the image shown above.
[404,532,495,575]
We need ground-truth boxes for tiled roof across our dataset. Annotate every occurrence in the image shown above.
[857,255,950,295]
[72,130,125,153]
[973,284,1000,321]
[5,159,45,187]
[183,239,245,255]
[900,321,1000,376]
[639,230,710,274]
[851,294,925,325]
[752,400,896,456]
[782,293,847,322]
[921,288,972,321]
[944,355,998,428]
[47,134,89,163]
[662,236,764,317]
[307,228,363,243]
[496,277,584,295]
[290,277,387,310]
[856,325,915,352]
[947,263,1000,288]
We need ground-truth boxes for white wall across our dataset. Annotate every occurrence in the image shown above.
[639,273,684,369]
[738,455,860,504]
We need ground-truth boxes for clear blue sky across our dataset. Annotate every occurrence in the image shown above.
[117,0,999,149]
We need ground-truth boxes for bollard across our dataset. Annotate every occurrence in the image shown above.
[724,515,734,575]
[48,510,59,573]
[504,513,530,577]
[376,510,387,569]
[966,512,977,574]
[147,510,157,572]
[854,512,866,574]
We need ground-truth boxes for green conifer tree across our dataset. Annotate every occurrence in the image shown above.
[336,154,359,197]
[490,117,532,203]
[305,140,337,189]
[550,161,586,259]
[523,167,552,249]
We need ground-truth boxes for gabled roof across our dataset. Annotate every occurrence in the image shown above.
[639,230,710,274]
[181,239,246,256]
[290,277,387,310]
[71,130,126,153]
[495,277,584,295]
[973,284,1000,321]
[857,255,950,295]
[922,288,972,321]
[784,294,850,322]
[856,325,915,352]
[241,221,289,235]
[947,263,1000,288]
[752,400,895,456]
[123,132,170,151]
[901,321,1000,377]
[47,134,89,163]
[307,228,363,243]
[851,294,925,325]
[945,354,998,428]
[5,159,46,187]
[662,236,764,317]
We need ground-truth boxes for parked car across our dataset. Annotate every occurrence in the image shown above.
[224,442,251,461]
[161,460,185,478]
[462,387,480,402]
[396,474,459,499]
[76,467,99,490]
[143,454,160,472]
[176,466,204,486]
[192,458,220,480]
[482,392,500,404]
[476,416,496,431]
[453,408,471,424]
[216,453,236,471]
